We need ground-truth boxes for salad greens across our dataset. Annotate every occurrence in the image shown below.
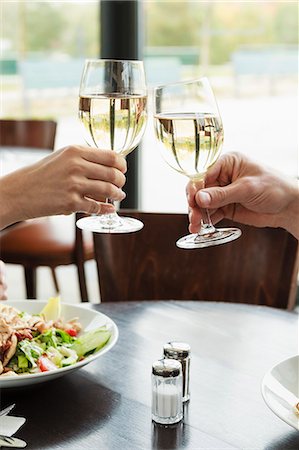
[8,325,111,374]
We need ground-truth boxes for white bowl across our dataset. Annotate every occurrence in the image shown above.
[0,301,118,389]
[261,354,299,430]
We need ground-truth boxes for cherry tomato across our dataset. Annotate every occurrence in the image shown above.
[66,328,77,337]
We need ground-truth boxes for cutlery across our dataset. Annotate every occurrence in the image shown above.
[0,404,15,418]
[0,435,26,448]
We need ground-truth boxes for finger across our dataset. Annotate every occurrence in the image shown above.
[0,260,6,275]
[204,152,241,186]
[80,147,127,173]
[0,259,7,300]
[0,281,7,293]
[188,205,219,233]
[186,181,200,207]
[204,157,224,185]
[83,179,126,202]
[0,261,6,289]
[78,198,116,215]
[195,181,246,209]
[82,161,126,188]
[188,207,202,234]
[0,291,8,301]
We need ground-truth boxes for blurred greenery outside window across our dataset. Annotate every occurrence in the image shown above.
[1,1,298,178]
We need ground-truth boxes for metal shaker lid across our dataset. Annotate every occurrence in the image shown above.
[152,358,182,378]
[163,342,191,359]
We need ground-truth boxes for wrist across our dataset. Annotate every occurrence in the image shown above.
[0,183,17,230]
[0,171,28,230]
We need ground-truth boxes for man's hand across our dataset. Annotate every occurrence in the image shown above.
[187,152,299,239]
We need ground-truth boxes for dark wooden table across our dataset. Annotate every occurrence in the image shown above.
[2,301,299,449]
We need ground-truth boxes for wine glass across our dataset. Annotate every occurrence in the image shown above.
[76,59,147,233]
[154,78,241,248]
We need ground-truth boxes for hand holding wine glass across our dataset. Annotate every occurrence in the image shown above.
[187,151,299,239]
[76,59,147,233]
[154,78,241,249]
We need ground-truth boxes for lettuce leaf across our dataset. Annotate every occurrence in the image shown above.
[71,327,111,358]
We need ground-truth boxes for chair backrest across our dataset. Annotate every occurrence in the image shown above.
[93,211,299,309]
[0,119,57,149]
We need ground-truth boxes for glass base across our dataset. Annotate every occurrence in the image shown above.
[152,411,183,425]
[76,215,144,234]
[176,227,242,249]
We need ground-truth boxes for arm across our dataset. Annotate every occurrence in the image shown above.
[187,152,299,239]
[0,145,127,230]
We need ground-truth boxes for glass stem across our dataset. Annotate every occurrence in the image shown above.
[99,198,122,229]
[200,208,216,235]
[192,180,216,237]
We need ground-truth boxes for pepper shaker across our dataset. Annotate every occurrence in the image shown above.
[151,358,183,425]
[163,342,190,402]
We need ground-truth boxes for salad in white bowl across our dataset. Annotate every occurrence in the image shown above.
[0,297,114,379]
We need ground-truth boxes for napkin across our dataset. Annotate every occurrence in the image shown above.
[266,374,299,411]
[0,416,26,437]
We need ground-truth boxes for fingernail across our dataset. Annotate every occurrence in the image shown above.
[120,190,126,200]
[198,191,211,206]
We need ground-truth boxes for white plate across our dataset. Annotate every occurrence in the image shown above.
[261,354,299,430]
[0,301,118,388]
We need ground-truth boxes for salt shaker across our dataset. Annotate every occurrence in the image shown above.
[151,358,183,425]
[163,342,190,402]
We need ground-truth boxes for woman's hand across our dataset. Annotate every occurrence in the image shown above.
[1,145,127,230]
[0,261,7,300]
[187,152,299,239]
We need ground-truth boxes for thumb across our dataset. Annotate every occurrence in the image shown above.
[79,198,116,215]
[196,184,240,209]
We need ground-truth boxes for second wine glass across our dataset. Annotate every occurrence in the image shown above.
[154,78,241,249]
[76,59,147,233]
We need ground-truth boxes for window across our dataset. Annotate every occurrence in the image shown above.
[142,1,298,212]
[1,1,297,213]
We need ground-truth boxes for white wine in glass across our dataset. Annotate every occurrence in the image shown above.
[76,59,147,234]
[154,78,241,249]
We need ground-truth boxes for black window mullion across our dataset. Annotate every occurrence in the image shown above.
[100,0,144,209]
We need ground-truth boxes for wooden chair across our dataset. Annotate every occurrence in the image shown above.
[93,211,299,309]
[0,119,57,149]
[0,119,93,301]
